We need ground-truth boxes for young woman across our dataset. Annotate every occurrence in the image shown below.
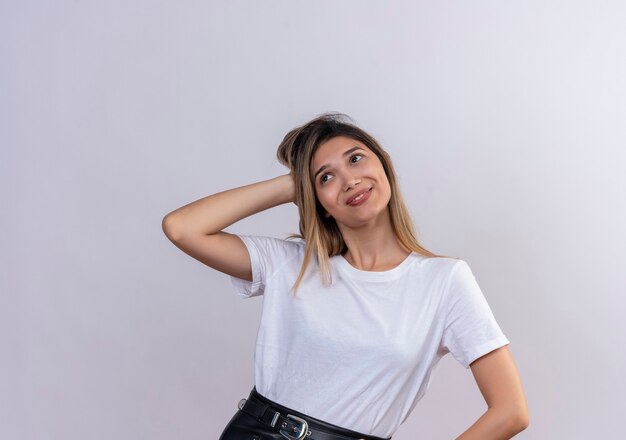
[162,113,529,440]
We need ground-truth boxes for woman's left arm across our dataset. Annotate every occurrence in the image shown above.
[455,346,529,440]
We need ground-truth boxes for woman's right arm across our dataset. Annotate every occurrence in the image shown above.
[161,173,295,281]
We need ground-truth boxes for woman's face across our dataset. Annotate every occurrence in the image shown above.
[310,135,391,228]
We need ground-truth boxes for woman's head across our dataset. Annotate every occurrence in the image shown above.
[277,113,397,233]
[309,134,391,230]
[276,112,452,295]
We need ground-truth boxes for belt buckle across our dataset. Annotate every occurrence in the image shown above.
[278,413,309,440]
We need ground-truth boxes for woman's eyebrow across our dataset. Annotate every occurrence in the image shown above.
[313,146,364,179]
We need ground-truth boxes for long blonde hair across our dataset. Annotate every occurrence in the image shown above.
[276,112,456,296]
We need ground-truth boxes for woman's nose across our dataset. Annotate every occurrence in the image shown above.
[343,176,362,191]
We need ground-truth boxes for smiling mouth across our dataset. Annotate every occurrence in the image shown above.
[347,187,372,205]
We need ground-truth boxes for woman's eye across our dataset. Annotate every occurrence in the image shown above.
[320,154,364,185]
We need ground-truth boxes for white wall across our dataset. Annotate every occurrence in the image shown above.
[2,1,625,439]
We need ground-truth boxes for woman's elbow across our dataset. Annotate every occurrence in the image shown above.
[511,409,530,434]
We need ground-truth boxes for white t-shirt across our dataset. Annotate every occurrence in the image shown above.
[229,234,510,438]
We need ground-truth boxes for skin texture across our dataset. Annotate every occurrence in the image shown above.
[454,345,529,439]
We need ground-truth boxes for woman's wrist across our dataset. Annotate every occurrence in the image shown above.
[275,173,296,205]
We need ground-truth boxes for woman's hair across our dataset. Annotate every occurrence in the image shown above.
[276,111,456,296]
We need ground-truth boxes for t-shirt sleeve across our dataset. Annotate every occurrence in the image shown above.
[229,234,298,299]
[439,260,510,369]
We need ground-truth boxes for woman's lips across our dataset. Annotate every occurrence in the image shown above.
[347,187,372,206]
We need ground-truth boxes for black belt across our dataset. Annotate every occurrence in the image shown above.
[237,387,391,440]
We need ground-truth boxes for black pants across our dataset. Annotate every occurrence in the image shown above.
[218,386,392,440]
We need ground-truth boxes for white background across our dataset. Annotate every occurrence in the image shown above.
[2,1,625,439]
